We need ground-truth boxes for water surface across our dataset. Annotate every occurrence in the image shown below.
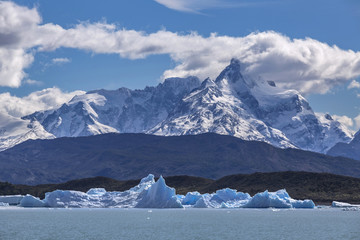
[0,208,359,240]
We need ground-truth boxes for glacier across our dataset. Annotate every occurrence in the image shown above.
[5,174,317,209]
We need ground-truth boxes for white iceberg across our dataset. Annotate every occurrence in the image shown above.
[13,174,315,209]
[0,202,9,207]
[20,195,46,207]
[193,189,251,209]
[43,174,156,208]
[86,188,107,196]
[181,191,202,205]
[243,190,314,209]
[0,195,24,205]
[332,201,360,208]
[135,176,183,208]
[193,194,214,208]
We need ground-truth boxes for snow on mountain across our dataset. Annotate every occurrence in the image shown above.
[0,112,54,151]
[149,59,352,152]
[11,59,353,153]
[24,76,201,137]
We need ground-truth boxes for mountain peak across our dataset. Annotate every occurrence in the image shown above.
[216,58,243,84]
[230,58,241,67]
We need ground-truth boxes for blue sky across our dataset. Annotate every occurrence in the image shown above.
[1,0,360,130]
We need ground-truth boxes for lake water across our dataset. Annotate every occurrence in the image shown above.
[0,208,359,240]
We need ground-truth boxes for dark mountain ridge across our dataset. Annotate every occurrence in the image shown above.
[1,133,360,185]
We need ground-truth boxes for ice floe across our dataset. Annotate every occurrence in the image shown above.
[0,195,24,205]
[0,202,9,207]
[331,201,360,210]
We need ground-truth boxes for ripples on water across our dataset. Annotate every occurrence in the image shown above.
[0,208,359,240]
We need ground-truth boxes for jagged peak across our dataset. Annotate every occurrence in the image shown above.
[200,77,216,88]
[230,58,241,67]
[215,59,257,92]
[216,59,243,83]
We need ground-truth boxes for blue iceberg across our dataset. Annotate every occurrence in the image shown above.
[10,174,314,209]
[135,176,183,208]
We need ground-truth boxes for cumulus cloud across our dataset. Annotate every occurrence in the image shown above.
[0,1,39,87]
[0,87,85,118]
[153,0,248,13]
[348,80,360,89]
[1,1,360,94]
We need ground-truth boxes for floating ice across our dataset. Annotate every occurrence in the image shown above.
[20,195,46,207]
[135,176,183,208]
[0,202,9,207]
[290,199,315,208]
[193,195,212,208]
[86,188,107,196]
[181,192,202,205]
[332,201,360,208]
[0,195,24,205]
[43,174,156,208]
[11,174,315,209]
[243,190,314,208]
[193,190,251,209]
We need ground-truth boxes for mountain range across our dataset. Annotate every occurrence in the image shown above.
[1,59,352,153]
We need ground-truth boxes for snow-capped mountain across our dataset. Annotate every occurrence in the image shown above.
[0,112,54,151]
[149,59,353,152]
[24,76,202,137]
[16,59,353,153]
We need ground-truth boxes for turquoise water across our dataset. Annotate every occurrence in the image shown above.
[0,208,359,240]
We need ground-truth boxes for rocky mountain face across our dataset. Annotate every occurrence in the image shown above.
[12,59,353,153]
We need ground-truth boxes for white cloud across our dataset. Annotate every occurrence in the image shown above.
[348,79,360,89]
[0,1,39,87]
[52,58,71,64]
[0,87,85,118]
[2,1,360,95]
[24,79,42,85]
[153,0,246,13]
[332,115,354,129]
[354,115,360,131]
